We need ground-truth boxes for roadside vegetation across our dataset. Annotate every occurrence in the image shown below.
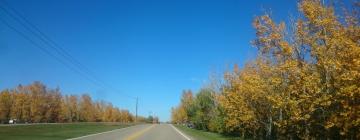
[0,81,134,124]
[172,0,359,139]
[0,123,132,140]
[175,125,241,140]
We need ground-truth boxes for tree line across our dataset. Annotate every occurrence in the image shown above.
[171,0,359,139]
[0,81,134,124]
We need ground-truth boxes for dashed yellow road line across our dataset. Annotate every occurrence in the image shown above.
[125,125,156,140]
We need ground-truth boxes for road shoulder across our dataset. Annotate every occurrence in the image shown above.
[170,124,192,140]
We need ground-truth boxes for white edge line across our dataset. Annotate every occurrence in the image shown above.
[170,124,191,140]
[67,125,133,140]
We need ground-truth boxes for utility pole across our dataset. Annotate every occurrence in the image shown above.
[135,97,138,123]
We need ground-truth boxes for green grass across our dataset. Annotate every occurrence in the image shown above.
[0,123,132,140]
[175,125,242,140]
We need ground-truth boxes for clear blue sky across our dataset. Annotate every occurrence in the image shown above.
[0,0,297,121]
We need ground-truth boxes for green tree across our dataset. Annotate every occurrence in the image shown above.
[191,89,215,130]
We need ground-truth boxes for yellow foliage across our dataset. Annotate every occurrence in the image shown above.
[171,0,359,139]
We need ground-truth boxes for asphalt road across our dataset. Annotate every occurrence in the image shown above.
[68,124,191,140]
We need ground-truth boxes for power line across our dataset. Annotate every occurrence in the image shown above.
[0,4,106,89]
[0,3,107,89]
[0,17,105,90]
[0,1,136,100]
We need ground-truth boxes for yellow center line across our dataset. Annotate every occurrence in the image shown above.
[125,124,156,140]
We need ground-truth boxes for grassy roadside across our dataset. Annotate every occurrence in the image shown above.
[174,125,242,140]
[0,123,133,140]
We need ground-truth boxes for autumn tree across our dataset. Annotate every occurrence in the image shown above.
[251,0,359,138]
[172,0,359,139]
[10,85,31,123]
[119,110,133,123]
[79,94,96,122]
[297,0,360,138]
[93,100,106,122]
[0,90,13,123]
[0,82,134,124]
[171,90,194,124]
[60,94,81,122]
[28,82,48,123]
[44,89,62,122]
[171,106,187,124]
[103,103,114,122]
[59,95,71,122]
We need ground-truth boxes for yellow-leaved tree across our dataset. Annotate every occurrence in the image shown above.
[219,0,359,139]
